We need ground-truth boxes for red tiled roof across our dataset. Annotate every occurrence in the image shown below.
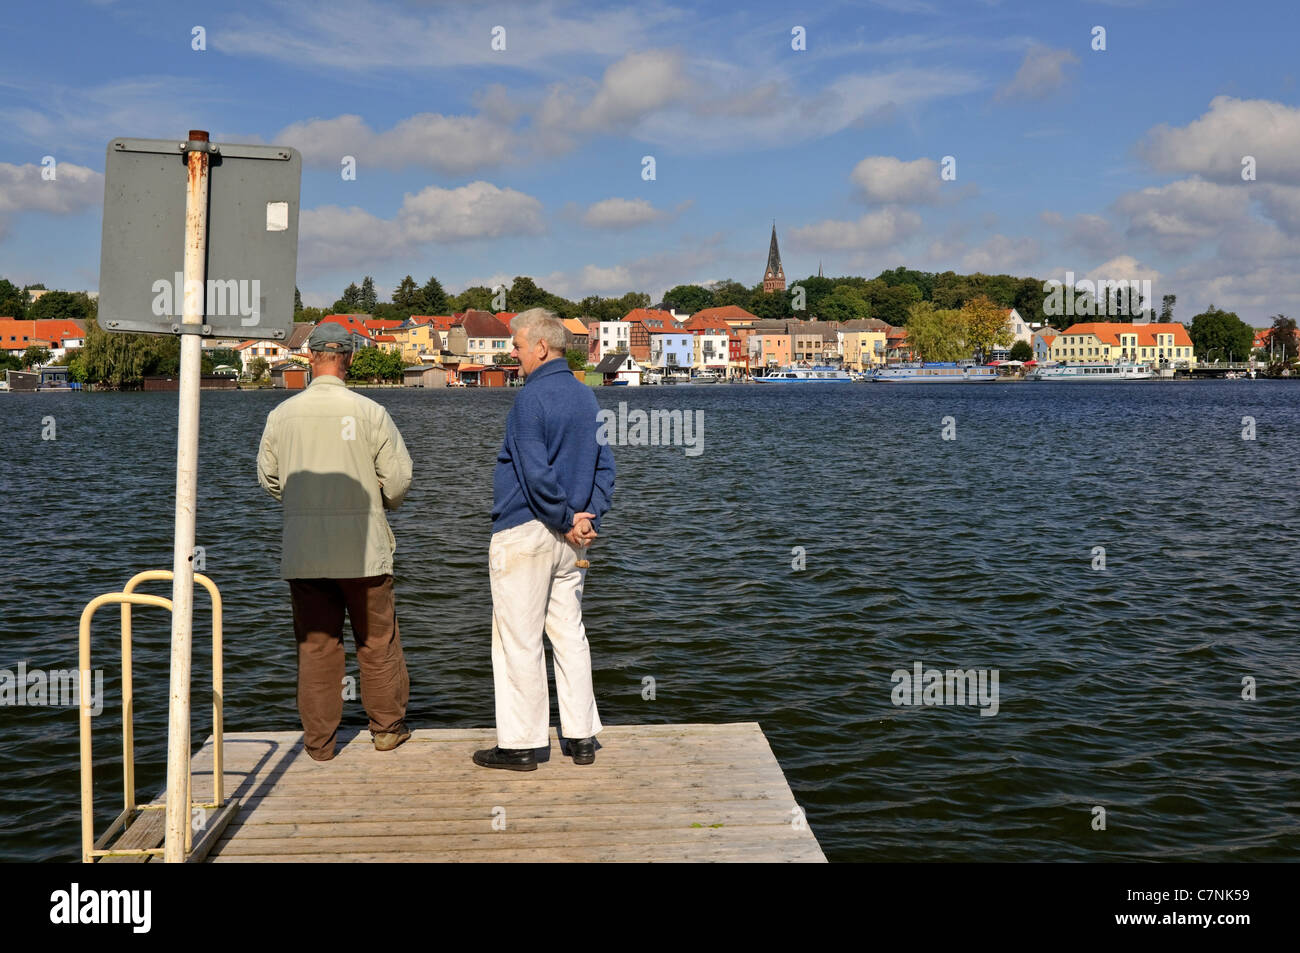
[1058,322,1192,347]
[320,315,375,339]
[691,305,757,323]
[457,310,512,338]
[411,315,456,330]
[622,308,679,329]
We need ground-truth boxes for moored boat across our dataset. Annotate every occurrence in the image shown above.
[870,362,998,383]
[754,365,853,383]
[1026,362,1154,381]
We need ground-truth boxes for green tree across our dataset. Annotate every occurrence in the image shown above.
[961,295,1014,363]
[508,276,548,311]
[297,306,329,323]
[564,348,587,371]
[1013,277,1047,327]
[0,352,22,372]
[453,286,496,312]
[662,284,714,313]
[79,317,180,387]
[248,356,269,380]
[1009,340,1034,362]
[1264,314,1298,361]
[902,302,967,362]
[392,275,423,318]
[294,286,303,313]
[21,345,51,367]
[876,266,935,300]
[348,347,403,382]
[1160,294,1176,323]
[1189,306,1253,362]
[333,282,361,313]
[0,278,27,318]
[29,290,95,322]
[359,276,378,312]
[817,285,870,324]
[708,279,751,309]
[420,276,449,314]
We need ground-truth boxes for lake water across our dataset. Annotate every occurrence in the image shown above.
[1,380,1297,862]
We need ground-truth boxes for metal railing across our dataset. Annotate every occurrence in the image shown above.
[78,570,225,862]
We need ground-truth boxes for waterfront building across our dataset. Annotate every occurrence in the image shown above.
[0,318,86,360]
[1049,322,1196,367]
[232,323,314,377]
[648,329,695,373]
[457,309,514,365]
[1032,328,1059,364]
[592,321,631,361]
[839,318,891,371]
[561,318,589,354]
[690,304,758,329]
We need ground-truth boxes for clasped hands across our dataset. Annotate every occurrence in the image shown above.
[565,511,598,547]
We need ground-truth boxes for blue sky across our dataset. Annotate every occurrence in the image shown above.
[1,0,1298,324]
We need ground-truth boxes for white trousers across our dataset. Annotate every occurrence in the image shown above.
[489,519,602,749]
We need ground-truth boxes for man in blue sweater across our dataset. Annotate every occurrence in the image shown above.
[474,309,616,771]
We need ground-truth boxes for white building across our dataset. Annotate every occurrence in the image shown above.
[593,321,631,360]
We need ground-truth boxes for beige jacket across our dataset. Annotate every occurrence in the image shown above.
[257,375,412,579]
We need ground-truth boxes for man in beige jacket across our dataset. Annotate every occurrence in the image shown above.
[257,322,413,761]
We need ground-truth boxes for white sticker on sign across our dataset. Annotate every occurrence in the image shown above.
[266,201,288,232]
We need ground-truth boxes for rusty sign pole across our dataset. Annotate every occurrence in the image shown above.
[163,129,210,862]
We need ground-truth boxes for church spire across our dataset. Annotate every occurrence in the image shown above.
[763,222,786,294]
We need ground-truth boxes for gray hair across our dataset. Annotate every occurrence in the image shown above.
[511,308,568,352]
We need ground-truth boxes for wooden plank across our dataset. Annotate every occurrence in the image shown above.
[211,842,828,863]
[99,808,165,863]
[208,825,812,856]
[184,723,823,863]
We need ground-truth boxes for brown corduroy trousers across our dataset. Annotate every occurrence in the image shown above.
[288,575,410,760]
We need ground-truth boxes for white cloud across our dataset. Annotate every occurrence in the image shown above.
[850,156,941,204]
[581,198,668,229]
[639,66,983,151]
[299,181,545,272]
[1113,178,1250,252]
[215,0,678,73]
[1137,97,1300,184]
[1041,211,1123,257]
[996,45,1079,101]
[277,113,517,174]
[0,161,102,241]
[957,234,1042,273]
[792,208,923,250]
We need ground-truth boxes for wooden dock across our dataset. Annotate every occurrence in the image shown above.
[109,723,825,862]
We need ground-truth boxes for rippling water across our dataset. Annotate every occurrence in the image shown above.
[2,380,1298,862]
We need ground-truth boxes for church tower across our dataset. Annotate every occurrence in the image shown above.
[763,223,786,294]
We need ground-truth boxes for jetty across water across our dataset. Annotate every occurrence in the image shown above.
[100,722,825,863]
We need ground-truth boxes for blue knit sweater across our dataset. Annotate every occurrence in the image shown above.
[492,358,616,534]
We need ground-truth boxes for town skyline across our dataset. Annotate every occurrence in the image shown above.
[1,0,1298,325]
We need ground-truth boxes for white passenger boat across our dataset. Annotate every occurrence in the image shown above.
[754,365,853,383]
[870,362,998,383]
[1026,362,1154,381]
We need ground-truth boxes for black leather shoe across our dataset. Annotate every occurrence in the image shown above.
[472,746,537,771]
[568,737,595,765]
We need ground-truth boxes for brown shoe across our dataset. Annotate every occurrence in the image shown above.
[373,725,412,752]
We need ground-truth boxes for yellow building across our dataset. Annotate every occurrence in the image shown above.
[1049,322,1197,367]
[840,319,891,370]
[392,318,452,364]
